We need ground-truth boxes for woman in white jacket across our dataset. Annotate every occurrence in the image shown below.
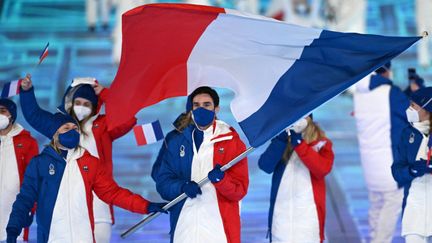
[392,87,432,243]
[258,115,334,243]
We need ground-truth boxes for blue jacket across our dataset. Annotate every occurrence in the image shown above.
[19,87,73,139]
[152,121,249,243]
[392,125,425,211]
[258,131,334,242]
[152,125,196,238]
[7,146,150,242]
[7,146,69,242]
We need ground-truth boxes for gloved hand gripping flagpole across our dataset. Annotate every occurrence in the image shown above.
[120,146,255,239]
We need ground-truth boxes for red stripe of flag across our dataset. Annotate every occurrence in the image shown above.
[106,4,225,130]
[133,125,147,146]
[16,79,22,95]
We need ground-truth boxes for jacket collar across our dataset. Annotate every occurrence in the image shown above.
[0,123,24,139]
[369,74,393,90]
[42,146,85,163]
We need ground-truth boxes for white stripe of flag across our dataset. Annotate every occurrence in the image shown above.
[1,79,22,98]
[133,120,164,146]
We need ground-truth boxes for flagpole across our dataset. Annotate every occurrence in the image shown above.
[120,146,256,239]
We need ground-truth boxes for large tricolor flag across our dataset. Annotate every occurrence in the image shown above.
[106,3,420,147]
[1,79,22,98]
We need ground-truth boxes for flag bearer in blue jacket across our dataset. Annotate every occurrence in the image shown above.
[152,86,249,243]
[6,113,165,243]
[392,87,432,243]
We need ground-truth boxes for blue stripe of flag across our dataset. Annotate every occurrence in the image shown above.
[151,120,164,141]
[1,82,11,98]
[239,31,420,147]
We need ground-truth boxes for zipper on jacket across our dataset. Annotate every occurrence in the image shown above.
[67,160,74,242]
[289,157,294,242]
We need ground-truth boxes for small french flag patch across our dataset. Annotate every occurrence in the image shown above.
[133,120,164,146]
[1,79,22,98]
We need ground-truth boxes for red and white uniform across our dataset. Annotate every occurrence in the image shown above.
[0,124,38,242]
[273,139,333,243]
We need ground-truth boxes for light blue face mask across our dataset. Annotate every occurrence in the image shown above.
[192,107,215,128]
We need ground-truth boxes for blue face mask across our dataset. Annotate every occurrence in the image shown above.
[192,107,215,128]
[58,129,80,149]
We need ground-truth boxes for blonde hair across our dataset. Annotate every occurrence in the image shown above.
[282,117,326,162]
[174,112,193,132]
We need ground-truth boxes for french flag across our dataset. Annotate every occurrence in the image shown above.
[133,121,164,146]
[38,42,49,65]
[106,3,420,147]
[1,79,22,98]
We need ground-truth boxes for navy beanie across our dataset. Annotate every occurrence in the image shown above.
[0,98,17,123]
[73,84,98,108]
[186,86,220,112]
[46,113,77,138]
[411,87,432,112]
[410,74,425,88]
[375,62,392,74]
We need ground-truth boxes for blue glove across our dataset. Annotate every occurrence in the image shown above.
[289,130,303,148]
[6,236,17,243]
[182,181,202,198]
[208,164,225,183]
[6,231,18,243]
[147,202,168,214]
[409,159,429,177]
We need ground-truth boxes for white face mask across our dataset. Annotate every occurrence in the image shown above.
[292,118,308,133]
[0,114,11,130]
[73,105,92,121]
[406,107,420,123]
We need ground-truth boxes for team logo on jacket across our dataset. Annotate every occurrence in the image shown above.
[180,145,185,157]
[49,164,55,175]
[219,147,224,154]
[83,165,89,172]
[17,143,23,148]
[409,133,415,144]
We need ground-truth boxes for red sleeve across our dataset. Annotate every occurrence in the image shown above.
[214,138,249,202]
[294,138,334,180]
[98,87,109,103]
[93,160,150,214]
[107,116,137,140]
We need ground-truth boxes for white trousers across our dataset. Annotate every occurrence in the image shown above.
[94,222,112,243]
[368,189,403,243]
[86,0,110,26]
[406,235,432,243]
